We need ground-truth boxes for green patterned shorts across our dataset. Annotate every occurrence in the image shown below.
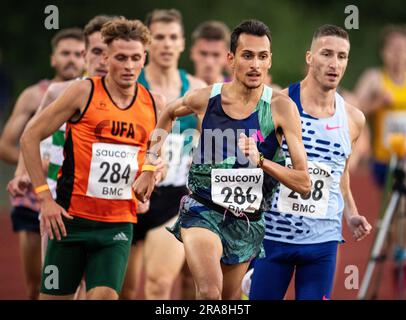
[167,195,265,265]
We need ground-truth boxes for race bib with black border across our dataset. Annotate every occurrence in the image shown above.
[277,159,333,219]
[87,143,139,200]
[211,168,264,217]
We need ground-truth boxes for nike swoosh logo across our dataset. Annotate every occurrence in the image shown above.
[325,124,341,130]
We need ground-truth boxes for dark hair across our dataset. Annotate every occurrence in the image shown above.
[101,17,151,46]
[230,20,271,54]
[84,15,117,48]
[192,21,230,46]
[379,25,406,50]
[51,28,85,52]
[145,9,184,34]
[312,24,349,42]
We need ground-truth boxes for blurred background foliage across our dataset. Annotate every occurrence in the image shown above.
[1,0,405,105]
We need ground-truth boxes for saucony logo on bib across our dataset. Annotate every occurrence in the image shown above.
[213,174,262,184]
[325,124,341,131]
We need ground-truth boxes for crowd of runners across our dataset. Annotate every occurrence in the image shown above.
[1,8,406,300]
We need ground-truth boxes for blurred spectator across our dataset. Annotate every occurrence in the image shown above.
[354,25,406,187]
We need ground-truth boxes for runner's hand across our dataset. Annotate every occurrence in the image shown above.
[377,90,393,106]
[132,171,155,202]
[137,199,150,214]
[347,215,372,241]
[238,133,260,167]
[7,174,31,197]
[39,193,73,241]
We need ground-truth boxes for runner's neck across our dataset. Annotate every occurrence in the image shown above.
[384,65,406,85]
[145,63,181,89]
[197,73,225,86]
[226,80,264,106]
[104,74,136,109]
[301,76,336,117]
[52,75,66,83]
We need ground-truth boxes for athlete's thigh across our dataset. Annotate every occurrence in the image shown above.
[249,257,294,300]
[85,223,132,295]
[39,293,75,300]
[41,234,48,266]
[144,215,185,276]
[19,231,41,276]
[122,240,144,298]
[295,241,338,300]
[40,235,86,296]
[221,261,250,300]
[249,240,295,300]
[181,227,223,289]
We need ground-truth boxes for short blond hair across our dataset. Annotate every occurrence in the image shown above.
[101,17,151,46]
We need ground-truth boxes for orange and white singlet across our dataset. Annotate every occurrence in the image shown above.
[56,76,157,223]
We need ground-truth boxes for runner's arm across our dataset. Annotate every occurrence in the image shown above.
[13,82,69,177]
[0,85,40,164]
[354,69,389,115]
[146,86,211,164]
[20,80,90,197]
[264,94,311,196]
[341,104,372,240]
[133,86,211,201]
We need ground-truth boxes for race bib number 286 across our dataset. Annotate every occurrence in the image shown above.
[87,143,139,200]
[211,168,263,217]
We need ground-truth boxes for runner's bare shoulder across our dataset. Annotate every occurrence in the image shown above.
[16,82,48,114]
[46,80,76,101]
[271,90,297,115]
[183,85,213,115]
[187,74,208,90]
[345,101,366,136]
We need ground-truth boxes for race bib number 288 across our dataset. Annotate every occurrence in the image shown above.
[87,143,139,200]
[277,160,333,219]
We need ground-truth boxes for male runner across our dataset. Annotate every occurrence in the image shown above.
[354,25,406,292]
[7,15,115,299]
[249,24,372,300]
[121,9,206,300]
[190,20,230,85]
[20,17,162,300]
[0,28,85,299]
[9,16,113,199]
[133,19,310,300]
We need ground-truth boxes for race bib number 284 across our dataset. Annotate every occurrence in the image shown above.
[87,143,139,200]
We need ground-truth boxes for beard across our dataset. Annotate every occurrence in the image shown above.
[58,63,81,80]
[242,81,262,90]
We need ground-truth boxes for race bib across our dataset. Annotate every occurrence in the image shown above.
[277,160,333,219]
[383,111,406,149]
[87,143,139,200]
[211,168,264,217]
[160,133,187,185]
